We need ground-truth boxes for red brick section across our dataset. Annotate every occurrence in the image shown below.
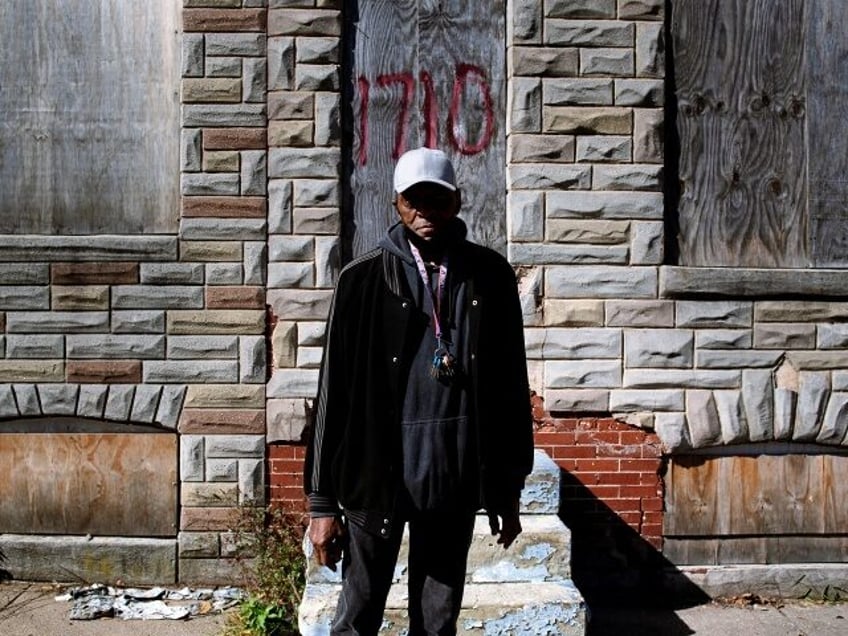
[267,418,664,542]
[532,398,664,549]
[268,444,308,512]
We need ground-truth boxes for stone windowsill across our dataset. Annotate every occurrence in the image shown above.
[660,266,848,298]
[0,235,177,261]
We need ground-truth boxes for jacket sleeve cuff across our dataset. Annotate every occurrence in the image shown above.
[308,493,341,518]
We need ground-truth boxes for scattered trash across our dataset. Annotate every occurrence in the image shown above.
[56,583,244,621]
[714,592,785,609]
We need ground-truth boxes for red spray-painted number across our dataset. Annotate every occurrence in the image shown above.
[376,72,416,160]
[357,64,494,166]
[448,64,494,156]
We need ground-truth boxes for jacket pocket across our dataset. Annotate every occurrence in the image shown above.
[401,416,465,511]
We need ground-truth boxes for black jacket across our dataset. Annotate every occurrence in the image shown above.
[304,226,534,532]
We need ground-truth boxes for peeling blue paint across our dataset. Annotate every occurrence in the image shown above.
[521,542,555,562]
[520,481,559,514]
[474,602,584,635]
[473,560,551,582]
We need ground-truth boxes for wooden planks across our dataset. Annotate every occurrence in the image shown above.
[665,536,848,565]
[0,433,178,537]
[0,0,180,234]
[671,0,808,267]
[345,0,506,257]
[665,453,848,536]
[807,0,848,266]
[665,452,848,564]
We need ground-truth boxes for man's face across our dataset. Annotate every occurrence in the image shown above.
[395,182,460,241]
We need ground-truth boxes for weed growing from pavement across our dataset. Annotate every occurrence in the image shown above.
[223,503,307,636]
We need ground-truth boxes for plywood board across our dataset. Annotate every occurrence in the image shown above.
[0,0,180,234]
[0,433,178,537]
[666,453,848,536]
[671,0,808,266]
[345,0,506,257]
[665,536,848,565]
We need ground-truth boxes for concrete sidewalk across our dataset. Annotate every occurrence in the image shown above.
[3,580,848,635]
[587,600,848,636]
[0,581,231,636]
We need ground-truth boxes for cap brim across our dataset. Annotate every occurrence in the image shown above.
[396,177,457,193]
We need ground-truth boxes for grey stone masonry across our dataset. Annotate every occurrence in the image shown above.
[0,383,186,429]
[6,0,848,592]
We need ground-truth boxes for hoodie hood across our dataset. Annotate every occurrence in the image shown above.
[378,218,468,264]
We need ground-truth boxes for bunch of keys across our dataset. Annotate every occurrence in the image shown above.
[430,342,456,380]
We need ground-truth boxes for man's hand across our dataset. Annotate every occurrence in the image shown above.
[487,497,522,549]
[308,516,346,571]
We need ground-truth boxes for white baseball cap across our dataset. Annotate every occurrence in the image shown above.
[393,147,457,193]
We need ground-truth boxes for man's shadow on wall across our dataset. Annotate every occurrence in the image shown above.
[559,470,709,636]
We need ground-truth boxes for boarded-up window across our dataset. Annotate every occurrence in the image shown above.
[670,0,848,267]
[0,1,180,234]
[665,452,848,565]
[344,1,506,258]
[0,419,177,537]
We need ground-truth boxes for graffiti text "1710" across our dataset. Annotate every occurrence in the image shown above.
[357,63,495,166]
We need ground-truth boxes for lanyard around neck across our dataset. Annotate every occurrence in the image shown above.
[408,241,449,341]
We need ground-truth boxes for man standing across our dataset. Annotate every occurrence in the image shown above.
[305,147,534,635]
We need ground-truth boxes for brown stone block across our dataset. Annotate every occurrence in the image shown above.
[201,150,240,172]
[268,120,314,147]
[202,127,267,150]
[67,360,142,383]
[0,313,5,332]
[51,262,139,285]
[182,78,242,103]
[206,286,266,309]
[180,506,237,532]
[182,197,266,218]
[178,409,265,434]
[167,310,265,334]
[52,286,109,311]
[180,241,244,262]
[183,8,266,32]
[0,361,64,383]
[185,384,265,409]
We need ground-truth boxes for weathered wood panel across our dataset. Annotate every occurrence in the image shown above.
[0,433,178,537]
[672,0,808,267]
[0,0,180,234]
[345,0,506,258]
[665,537,848,565]
[808,1,848,266]
[666,453,848,537]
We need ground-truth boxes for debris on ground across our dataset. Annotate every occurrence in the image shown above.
[54,584,244,621]
[714,593,785,609]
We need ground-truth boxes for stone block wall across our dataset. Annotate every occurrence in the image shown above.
[269,0,848,556]
[0,1,270,585]
[264,0,342,460]
[267,0,667,499]
[5,0,848,585]
[178,1,271,583]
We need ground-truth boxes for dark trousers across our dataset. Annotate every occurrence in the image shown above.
[331,506,477,636]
